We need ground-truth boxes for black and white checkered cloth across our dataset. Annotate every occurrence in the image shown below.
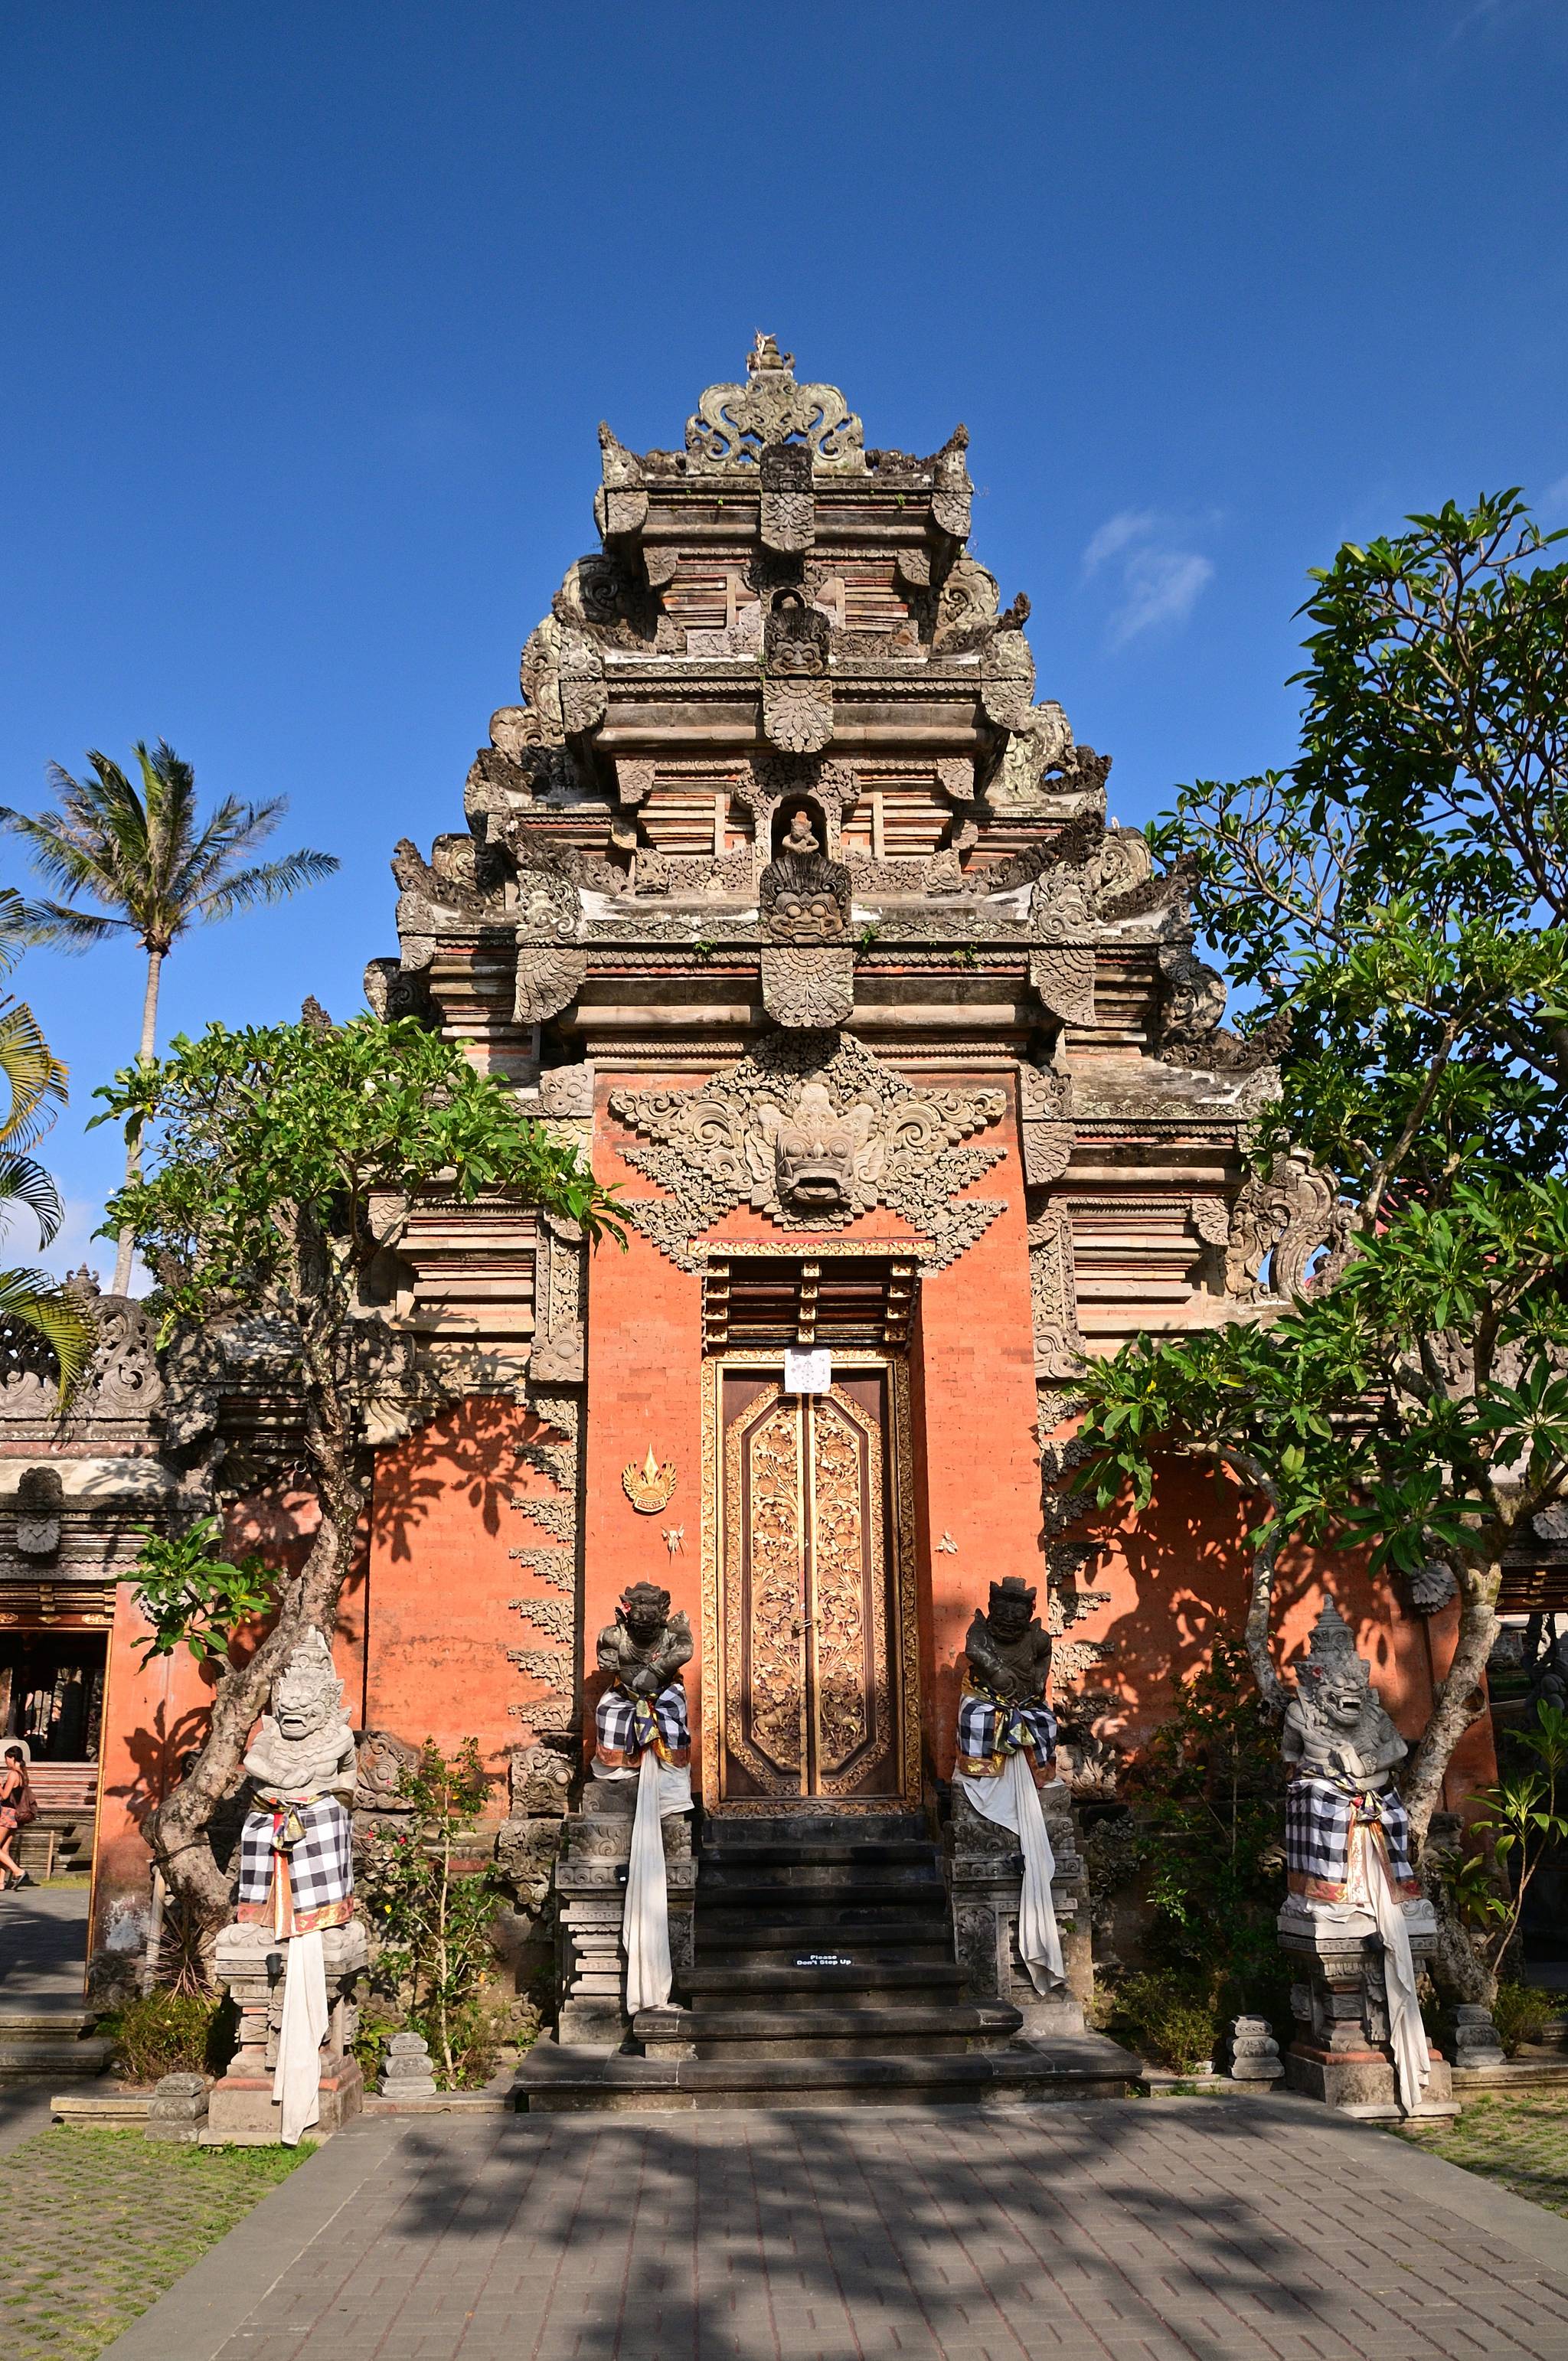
[956,1687,1057,1777]
[237,1796,354,1914]
[595,1679,690,1770]
[1285,1774,1417,1899]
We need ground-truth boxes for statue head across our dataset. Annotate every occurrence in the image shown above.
[773,1082,867,1215]
[1292,1599,1379,1737]
[987,1576,1037,1643]
[272,1629,344,1743]
[618,1582,671,1650]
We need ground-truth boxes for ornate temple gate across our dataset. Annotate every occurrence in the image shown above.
[701,1354,920,1811]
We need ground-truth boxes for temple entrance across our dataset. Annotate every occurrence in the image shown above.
[703,1354,919,1810]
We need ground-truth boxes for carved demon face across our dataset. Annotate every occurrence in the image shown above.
[275,1674,335,1742]
[773,1083,865,1216]
[619,1582,671,1650]
[987,1580,1037,1644]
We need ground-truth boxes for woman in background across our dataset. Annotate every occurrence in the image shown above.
[0,1743,34,1889]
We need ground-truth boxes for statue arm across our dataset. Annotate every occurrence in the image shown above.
[655,1610,694,1683]
[962,1612,1011,1696]
[596,1624,624,1677]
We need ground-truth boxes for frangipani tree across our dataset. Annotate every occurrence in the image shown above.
[1073,494,1568,1844]
[98,1007,622,1925]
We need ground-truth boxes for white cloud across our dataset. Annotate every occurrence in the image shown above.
[1082,509,1160,574]
[1109,548,1216,648]
[1083,509,1217,647]
[1540,472,1568,521]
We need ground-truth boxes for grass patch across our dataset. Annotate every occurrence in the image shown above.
[1399,2094,1568,2219]
[2,2124,309,2359]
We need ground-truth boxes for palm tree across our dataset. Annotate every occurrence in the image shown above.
[1,741,338,1292]
[0,888,96,1393]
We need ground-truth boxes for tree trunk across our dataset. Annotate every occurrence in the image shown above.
[143,1412,365,1933]
[112,946,165,1295]
[1403,1556,1501,1846]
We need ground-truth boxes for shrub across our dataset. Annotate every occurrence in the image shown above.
[1493,1980,1558,2057]
[1102,1971,1220,2072]
[103,1990,226,2082]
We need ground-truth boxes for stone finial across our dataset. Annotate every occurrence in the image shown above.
[1227,2015,1283,2084]
[377,2030,438,2098]
[145,2071,211,2144]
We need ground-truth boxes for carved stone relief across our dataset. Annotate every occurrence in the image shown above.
[512,864,586,1027]
[760,439,814,552]
[1030,947,1096,1030]
[758,808,851,943]
[1226,1151,1351,1302]
[683,335,865,473]
[609,1031,1008,1272]
[1018,1067,1074,1186]
[1028,1209,1085,1379]
[759,947,856,1030]
[929,423,972,540]
[763,591,833,753]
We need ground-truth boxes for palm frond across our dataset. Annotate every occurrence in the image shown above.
[9,895,131,949]
[0,1002,68,1148]
[0,1269,98,1402]
[196,848,341,923]
[0,1151,66,1247]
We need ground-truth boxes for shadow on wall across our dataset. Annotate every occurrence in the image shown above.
[370,1393,558,1565]
[1061,1455,1425,1759]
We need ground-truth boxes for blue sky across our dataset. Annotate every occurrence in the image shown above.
[3,1,1565,1281]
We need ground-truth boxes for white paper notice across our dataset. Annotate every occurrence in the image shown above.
[784,1346,831,1394]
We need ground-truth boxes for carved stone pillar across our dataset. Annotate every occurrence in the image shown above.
[1277,1899,1455,2118]
[946,1780,1089,2034]
[207,1919,368,2143]
[553,1785,695,2047]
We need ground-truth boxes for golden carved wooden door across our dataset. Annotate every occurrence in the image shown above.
[706,1361,916,1807]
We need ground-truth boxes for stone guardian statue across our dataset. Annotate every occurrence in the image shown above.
[953,1577,1063,1993]
[592,1582,694,2016]
[1276,1601,1446,2117]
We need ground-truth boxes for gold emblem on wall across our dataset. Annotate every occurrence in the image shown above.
[622,1447,677,1514]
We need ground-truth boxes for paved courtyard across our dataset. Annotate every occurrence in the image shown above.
[103,2095,1568,2361]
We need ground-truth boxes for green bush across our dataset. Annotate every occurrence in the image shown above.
[1102,1971,1220,2072]
[102,1990,226,2082]
[1493,1980,1559,2057]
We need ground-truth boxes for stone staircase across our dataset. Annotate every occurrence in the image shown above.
[520,1807,1136,2111]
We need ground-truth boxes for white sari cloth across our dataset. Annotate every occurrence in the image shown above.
[956,1753,1065,1993]
[594,1746,693,2015]
[1349,1820,1431,2113]
[273,1926,328,2146]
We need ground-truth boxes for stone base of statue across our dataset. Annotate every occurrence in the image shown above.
[946,1778,1090,2032]
[554,1781,695,2046]
[207,1918,369,2144]
[1277,1898,1457,2119]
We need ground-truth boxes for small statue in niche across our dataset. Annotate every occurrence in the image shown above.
[759,804,852,944]
[14,1466,63,1559]
[237,1629,357,1936]
[593,1581,694,1777]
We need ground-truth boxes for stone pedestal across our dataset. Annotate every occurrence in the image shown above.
[1278,1897,1456,2118]
[946,1778,1089,2033]
[1448,2002,1507,2071]
[554,1783,694,2046]
[145,2071,209,2144]
[378,2030,438,2098]
[207,1919,369,2144]
[1227,2014,1284,2085]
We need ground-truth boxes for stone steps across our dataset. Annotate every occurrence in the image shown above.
[0,2012,112,2085]
[682,1959,971,2007]
[521,2033,1138,2111]
[636,1998,1022,2058]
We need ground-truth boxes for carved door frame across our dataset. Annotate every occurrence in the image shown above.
[700,1347,920,1815]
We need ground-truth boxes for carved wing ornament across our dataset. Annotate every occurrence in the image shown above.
[609,1031,1008,1272]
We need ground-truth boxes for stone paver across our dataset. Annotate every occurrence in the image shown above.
[0,1883,90,2007]
[3,2124,305,2359]
[101,2095,1568,2361]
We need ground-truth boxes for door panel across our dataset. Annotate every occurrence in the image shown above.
[714,1364,907,1804]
